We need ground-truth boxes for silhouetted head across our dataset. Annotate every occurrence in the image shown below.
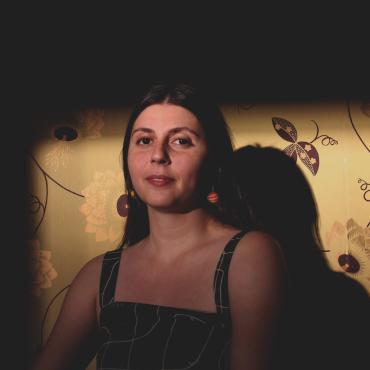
[234,144,329,278]
[235,145,370,370]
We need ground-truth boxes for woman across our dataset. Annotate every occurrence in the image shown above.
[31,84,286,370]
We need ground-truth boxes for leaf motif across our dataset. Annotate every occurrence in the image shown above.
[346,219,366,249]
[272,117,298,142]
[348,230,365,249]
[283,143,298,162]
[296,141,320,175]
[346,218,358,231]
[365,227,370,253]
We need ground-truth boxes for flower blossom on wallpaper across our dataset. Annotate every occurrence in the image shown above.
[45,140,74,172]
[29,239,58,297]
[79,170,125,243]
[45,109,105,172]
[325,219,370,292]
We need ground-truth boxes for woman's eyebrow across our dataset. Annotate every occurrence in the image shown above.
[131,127,153,135]
[132,126,200,137]
[168,127,200,137]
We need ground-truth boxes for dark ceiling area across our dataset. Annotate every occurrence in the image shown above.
[23,22,369,116]
[27,49,369,113]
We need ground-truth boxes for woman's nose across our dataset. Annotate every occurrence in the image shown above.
[151,142,170,165]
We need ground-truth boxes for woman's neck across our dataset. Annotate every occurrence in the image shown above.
[144,207,226,261]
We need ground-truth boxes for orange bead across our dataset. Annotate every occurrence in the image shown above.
[207,191,219,203]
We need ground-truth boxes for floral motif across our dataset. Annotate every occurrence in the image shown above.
[272,117,297,143]
[29,239,58,296]
[79,170,125,243]
[346,219,370,257]
[325,219,370,293]
[45,140,73,172]
[272,117,320,175]
[272,117,338,176]
[45,109,105,172]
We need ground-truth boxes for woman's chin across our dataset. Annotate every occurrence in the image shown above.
[146,200,199,214]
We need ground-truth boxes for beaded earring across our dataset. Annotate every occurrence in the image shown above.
[116,188,136,217]
[207,167,221,204]
[207,186,219,204]
[117,193,129,217]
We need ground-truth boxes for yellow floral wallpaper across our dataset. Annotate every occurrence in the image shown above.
[27,100,369,369]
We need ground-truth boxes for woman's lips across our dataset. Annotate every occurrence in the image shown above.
[146,175,175,187]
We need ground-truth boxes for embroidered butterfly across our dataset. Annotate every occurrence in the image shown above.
[272,117,320,175]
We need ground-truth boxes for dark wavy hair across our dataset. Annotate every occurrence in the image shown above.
[120,83,245,247]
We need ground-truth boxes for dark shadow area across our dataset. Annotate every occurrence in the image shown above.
[234,145,370,370]
[22,13,370,116]
[2,118,31,369]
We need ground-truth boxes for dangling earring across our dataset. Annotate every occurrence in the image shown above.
[117,188,136,217]
[117,193,129,217]
[207,186,219,204]
[207,167,221,204]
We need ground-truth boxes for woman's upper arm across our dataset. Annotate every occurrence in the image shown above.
[229,231,287,370]
[31,254,104,370]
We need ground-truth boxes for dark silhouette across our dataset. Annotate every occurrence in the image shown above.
[234,144,370,370]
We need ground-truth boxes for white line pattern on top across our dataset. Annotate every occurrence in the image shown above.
[97,230,248,370]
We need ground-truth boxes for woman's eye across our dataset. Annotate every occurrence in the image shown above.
[173,138,192,146]
[137,137,152,145]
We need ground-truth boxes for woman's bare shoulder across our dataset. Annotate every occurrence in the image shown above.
[233,230,285,266]
[76,253,105,278]
[71,250,115,289]
[229,230,287,300]
[29,252,111,370]
[227,232,287,368]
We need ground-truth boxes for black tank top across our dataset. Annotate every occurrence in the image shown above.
[96,230,248,370]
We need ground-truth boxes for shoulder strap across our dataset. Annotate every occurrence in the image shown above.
[99,248,122,309]
[213,230,249,317]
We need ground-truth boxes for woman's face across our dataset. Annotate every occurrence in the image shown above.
[128,103,208,212]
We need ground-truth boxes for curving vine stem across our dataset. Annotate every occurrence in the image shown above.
[28,152,85,353]
[347,100,370,153]
[358,178,370,202]
[37,284,71,351]
[310,120,338,146]
[29,153,85,198]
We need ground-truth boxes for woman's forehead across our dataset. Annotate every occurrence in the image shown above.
[133,103,202,132]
